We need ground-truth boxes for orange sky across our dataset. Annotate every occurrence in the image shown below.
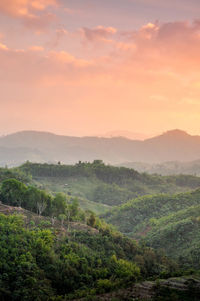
[0,0,200,136]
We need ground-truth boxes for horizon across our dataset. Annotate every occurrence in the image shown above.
[0,128,198,140]
[1,1,200,135]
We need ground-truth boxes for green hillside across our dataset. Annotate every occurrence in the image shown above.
[19,161,200,209]
[103,190,200,234]
[144,205,200,267]
[0,163,200,300]
[1,163,200,270]
[0,205,176,300]
[103,190,200,268]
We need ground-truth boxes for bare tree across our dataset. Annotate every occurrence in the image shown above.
[37,200,47,216]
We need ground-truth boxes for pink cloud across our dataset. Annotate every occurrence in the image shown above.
[0,42,8,50]
[46,28,69,48]
[28,45,44,51]
[1,20,200,92]
[0,0,58,29]
[0,44,95,84]
[80,26,117,43]
[0,0,58,18]
[1,20,200,136]
[117,20,200,74]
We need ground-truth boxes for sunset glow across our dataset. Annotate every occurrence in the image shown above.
[0,0,200,136]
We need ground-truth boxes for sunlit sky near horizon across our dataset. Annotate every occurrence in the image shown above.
[0,0,200,137]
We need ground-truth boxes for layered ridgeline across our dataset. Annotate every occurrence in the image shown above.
[1,129,200,167]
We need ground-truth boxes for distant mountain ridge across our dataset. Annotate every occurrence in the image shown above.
[98,130,151,140]
[0,129,200,167]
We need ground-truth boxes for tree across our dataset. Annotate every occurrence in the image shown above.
[87,213,96,227]
[58,214,66,227]
[24,186,40,212]
[0,178,27,207]
[36,190,51,216]
[52,193,67,217]
[69,198,79,219]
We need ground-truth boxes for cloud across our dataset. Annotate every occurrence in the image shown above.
[1,19,200,96]
[46,28,68,48]
[0,0,58,28]
[1,19,200,136]
[128,0,200,12]
[0,42,8,50]
[64,7,80,15]
[49,51,92,67]
[0,44,94,84]
[80,26,117,43]
[119,20,200,74]
[28,45,44,51]
[0,0,57,18]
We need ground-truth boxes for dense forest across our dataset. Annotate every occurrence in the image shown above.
[103,190,200,268]
[0,188,177,300]
[0,162,200,300]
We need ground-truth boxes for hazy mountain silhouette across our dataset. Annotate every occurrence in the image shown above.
[0,129,200,167]
[99,130,151,140]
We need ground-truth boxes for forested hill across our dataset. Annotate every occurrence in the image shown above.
[19,161,200,208]
[0,163,200,299]
[103,189,200,268]
[1,129,200,166]
[0,196,178,300]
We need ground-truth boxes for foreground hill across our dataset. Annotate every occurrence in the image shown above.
[0,204,178,300]
[1,129,200,166]
[0,204,199,301]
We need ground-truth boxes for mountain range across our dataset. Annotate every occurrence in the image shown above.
[1,129,200,167]
[98,130,151,140]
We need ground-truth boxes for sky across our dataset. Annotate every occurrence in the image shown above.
[0,0,200,137]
